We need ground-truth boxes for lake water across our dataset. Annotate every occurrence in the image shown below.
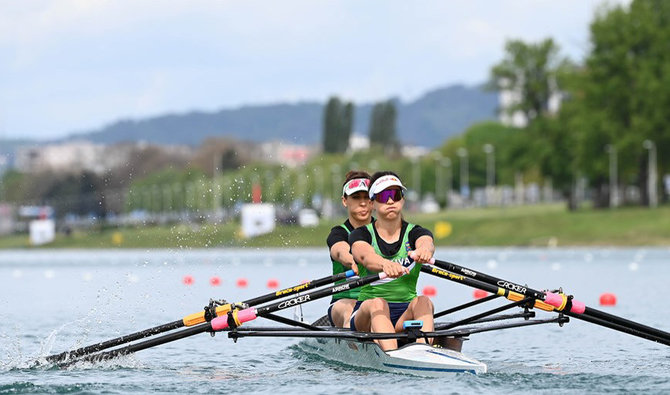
[1,247,670,394]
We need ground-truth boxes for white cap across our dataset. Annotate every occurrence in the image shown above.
[342,178,370,196]
[369,175,407,200]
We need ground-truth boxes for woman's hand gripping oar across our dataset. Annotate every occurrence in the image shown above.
[44,269,357,364]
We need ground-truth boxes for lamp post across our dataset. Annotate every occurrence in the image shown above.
[443,157,452,206]
[605,144,618,208]
[483,144,495,207]
[483,144,495,187]
[433,152,443,202]
[412,156,421,201]
[643,140,658,208]
[457,148,469,200]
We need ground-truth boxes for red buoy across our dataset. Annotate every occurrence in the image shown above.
[267,278,279,289]
[182,275,194,286]
[422,285,437,297]
[210,276,221,286]
[599,292,617,306]
[473,289,488,299]
[236,278,248,288]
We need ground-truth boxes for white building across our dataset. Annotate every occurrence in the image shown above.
[259,141,316,168]
[16,141,107,174]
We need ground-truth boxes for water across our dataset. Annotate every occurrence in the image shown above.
[1,247,670,394]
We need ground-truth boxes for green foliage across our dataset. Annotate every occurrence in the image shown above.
[0,170,25,202]
[489,38,572,122]
[369,100,398,151]
[322,97,354,153]
[558,0,670,205]
[440,121,522,188]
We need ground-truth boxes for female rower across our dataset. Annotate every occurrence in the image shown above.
[348,171,435,350]
[326,170,373,328]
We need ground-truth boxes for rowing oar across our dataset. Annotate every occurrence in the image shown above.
[45,269,357,364]
[59,272,387,366]
[420,264,557,312]
[429,259,670,346]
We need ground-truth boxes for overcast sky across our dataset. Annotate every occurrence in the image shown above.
[1,0,629,141]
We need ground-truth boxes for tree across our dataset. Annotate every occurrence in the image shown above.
[489,38,572,124]
[322,97,354,153]
[562,0,670,206]
[368,100,398,151]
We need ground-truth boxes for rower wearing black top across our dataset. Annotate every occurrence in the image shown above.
[326,170,373,328]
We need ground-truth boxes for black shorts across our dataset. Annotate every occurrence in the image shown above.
[349,300,410,331]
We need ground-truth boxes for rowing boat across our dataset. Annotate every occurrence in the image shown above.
[41,259,670,374]
[298,335,487,376]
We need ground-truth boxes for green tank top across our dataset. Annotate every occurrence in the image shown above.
[331,224,361,301]
[357,222,420,303]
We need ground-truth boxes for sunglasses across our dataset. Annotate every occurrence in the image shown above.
[374,189,404,203]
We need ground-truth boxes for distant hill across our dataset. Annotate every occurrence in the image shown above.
[12,84,498,149]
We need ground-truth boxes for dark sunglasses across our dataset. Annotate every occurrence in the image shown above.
[374,189,404,203]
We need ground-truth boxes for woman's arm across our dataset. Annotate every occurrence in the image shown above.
[410,235,435,263]
[329,241,358,273]
[351,240,408,278]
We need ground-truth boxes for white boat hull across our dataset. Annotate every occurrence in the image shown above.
[299,337,487,376]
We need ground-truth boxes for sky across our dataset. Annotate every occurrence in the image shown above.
[1,0,630,141]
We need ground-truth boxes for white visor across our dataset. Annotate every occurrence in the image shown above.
[342,178,370,196]
[369,175,407,200]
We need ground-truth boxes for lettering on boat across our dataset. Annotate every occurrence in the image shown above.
[278,295,311,309]
[496,281,527,294]
[275,283,311,297]
[347,342,359,351]
[461,268,477,277]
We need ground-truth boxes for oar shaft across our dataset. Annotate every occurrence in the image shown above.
[46,320,183,363]
[567,311,670,346]
[65,323,212,366]
[211,272,386,331]
[433,259,670,347]
[47,270,355,364]
[421,265,555,311]
[433,259,546,299]
[581,306,670,344]
[62,272,379,365]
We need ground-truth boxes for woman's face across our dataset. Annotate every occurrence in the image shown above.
[342,191,371,222]
[372,187,404,219]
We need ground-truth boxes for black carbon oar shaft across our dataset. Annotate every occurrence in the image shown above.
[47,270,355,363]
[433,259,670,347]
[61,273,381,366]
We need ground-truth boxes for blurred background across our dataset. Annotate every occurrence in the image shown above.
[1,0,668,248]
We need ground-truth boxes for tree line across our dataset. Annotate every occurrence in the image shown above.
[464,0,669,208]
[322,98,398,153]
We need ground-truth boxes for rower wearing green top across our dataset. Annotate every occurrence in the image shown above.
[349,171,436,351]
[356,222,420,302]
[326,170,372,328]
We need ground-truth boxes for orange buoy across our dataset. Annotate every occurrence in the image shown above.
[266,278,279,289]
[599,292,617,306]
[473,289,488,299]
[210,276,221,286]
[182,275,194,286]
[422,285,437,297]
[236,278,248,288]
